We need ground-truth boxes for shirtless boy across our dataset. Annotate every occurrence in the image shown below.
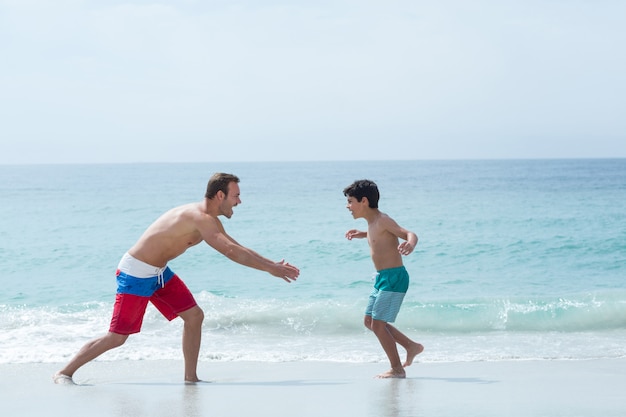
[54,173,299,384]
[343,179,423,378]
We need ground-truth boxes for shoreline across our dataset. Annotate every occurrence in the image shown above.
[2,358,625,417]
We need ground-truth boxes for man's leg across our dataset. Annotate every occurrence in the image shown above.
[55,332,128,381]
[178,305,204,383]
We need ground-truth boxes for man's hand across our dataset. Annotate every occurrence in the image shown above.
[271,259,300,283]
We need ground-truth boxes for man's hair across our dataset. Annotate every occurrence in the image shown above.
[205,173,240,199]
[343,179,379,208]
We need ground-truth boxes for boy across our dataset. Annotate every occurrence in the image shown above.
[343,179,423,378]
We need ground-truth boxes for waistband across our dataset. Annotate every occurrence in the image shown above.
[376,265,407,274]
[118,252,168,287]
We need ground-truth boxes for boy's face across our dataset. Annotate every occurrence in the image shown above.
[346,196,367,219]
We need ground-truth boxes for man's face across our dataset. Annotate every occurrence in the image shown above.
[221,182,242,218]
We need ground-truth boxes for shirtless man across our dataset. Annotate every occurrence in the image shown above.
[54,173,299,384]
[343,179,423,378]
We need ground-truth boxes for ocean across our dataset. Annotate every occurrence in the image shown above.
[1,159,625,365]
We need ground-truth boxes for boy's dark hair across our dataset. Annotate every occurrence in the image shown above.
[343,179,379,208]
[205,173,240,199]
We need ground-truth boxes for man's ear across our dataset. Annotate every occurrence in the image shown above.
[361,197,369,207]
[216,190,225,201]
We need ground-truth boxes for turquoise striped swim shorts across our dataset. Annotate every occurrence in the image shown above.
[365,266,409,323]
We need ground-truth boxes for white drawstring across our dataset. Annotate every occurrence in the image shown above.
[156,267,166,288]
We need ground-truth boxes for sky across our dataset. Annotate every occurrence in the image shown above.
[1,0,625,164]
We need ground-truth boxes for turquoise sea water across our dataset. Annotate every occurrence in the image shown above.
[1,159,625,363]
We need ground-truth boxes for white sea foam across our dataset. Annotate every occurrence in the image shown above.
[2,290,626,364]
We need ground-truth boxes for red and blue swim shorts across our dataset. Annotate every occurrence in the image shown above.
[108,253,198,335]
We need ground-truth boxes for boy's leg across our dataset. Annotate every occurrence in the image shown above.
[364,315,423,369]
[385,323,424,366]
[370,318,405,378]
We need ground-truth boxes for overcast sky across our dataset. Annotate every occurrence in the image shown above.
[1,0,625,164]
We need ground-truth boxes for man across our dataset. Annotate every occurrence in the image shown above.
[344,179,423,378]
[54,173,299,384]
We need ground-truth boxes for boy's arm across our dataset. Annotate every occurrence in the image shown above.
[381,216,418,255]
[345,229,367,240]
[398,231,418,255]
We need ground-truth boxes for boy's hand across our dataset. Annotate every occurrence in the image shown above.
[345,229,366,240]
[398,241,415,256]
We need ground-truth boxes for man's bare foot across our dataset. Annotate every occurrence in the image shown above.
[53,372,76,385]
[403,342,424,367]
[376,368,406,379]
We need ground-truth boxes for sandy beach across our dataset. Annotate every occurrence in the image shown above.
[1,358,624,417]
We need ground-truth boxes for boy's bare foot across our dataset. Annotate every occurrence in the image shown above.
[376,368,406,379]
[184,377,206,384]
[403,342,424,367]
